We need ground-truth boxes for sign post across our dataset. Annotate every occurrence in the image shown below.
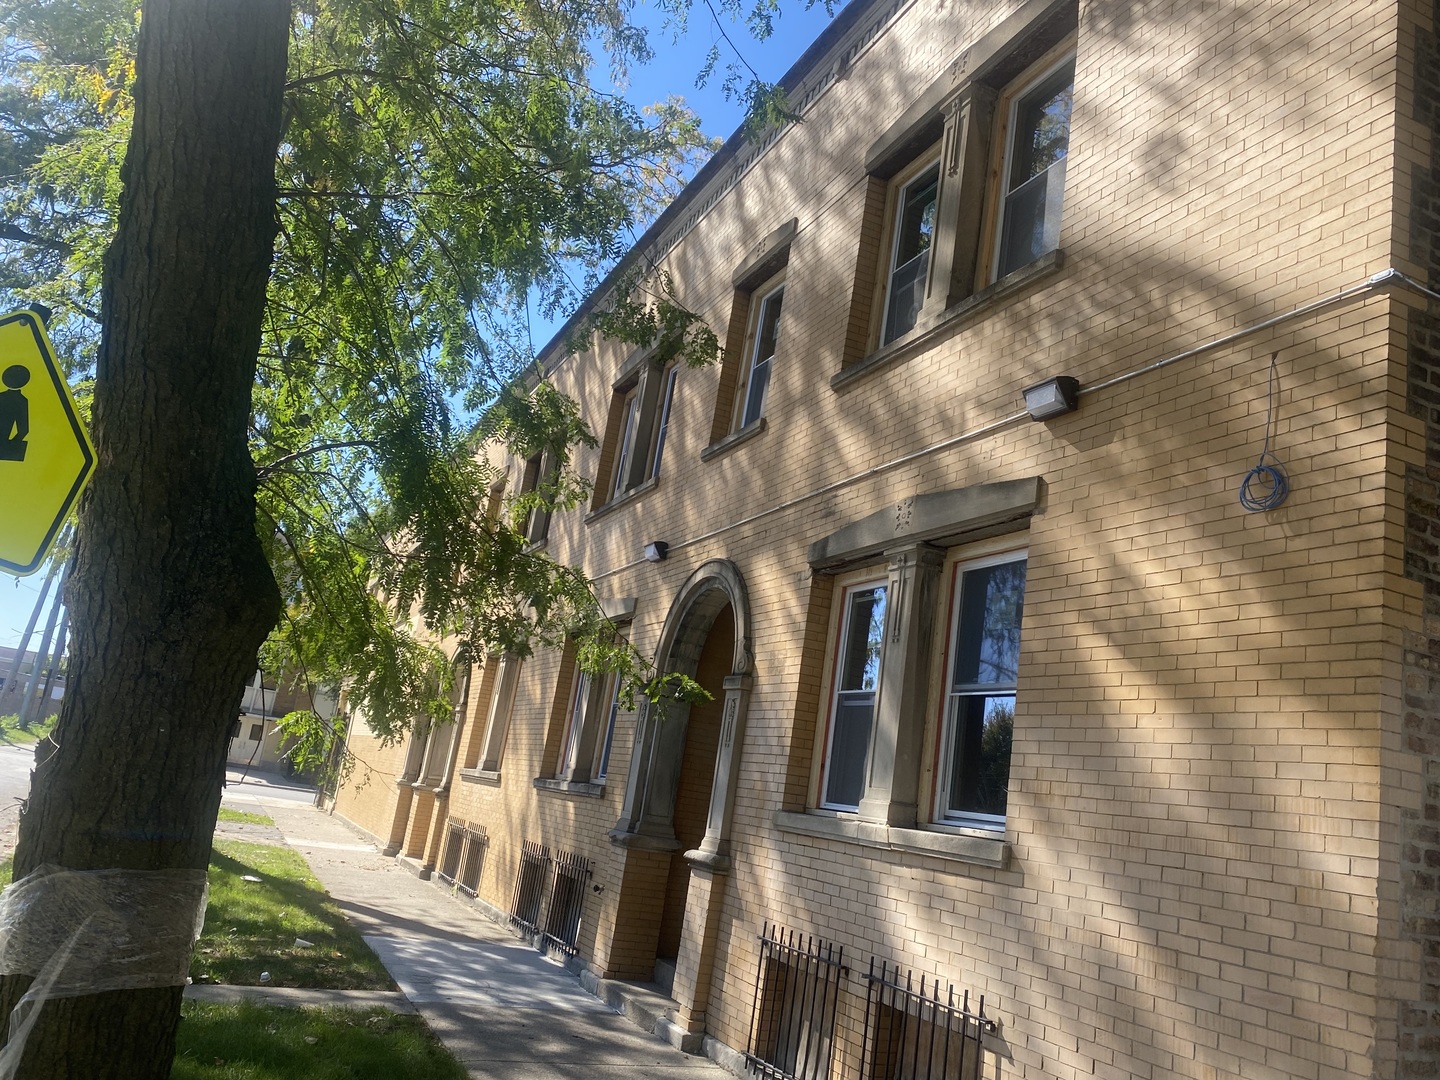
[0,310,96,576]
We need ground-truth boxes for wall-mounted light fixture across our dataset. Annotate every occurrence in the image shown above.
[1022,376,1080,421]
[644,541,669,563]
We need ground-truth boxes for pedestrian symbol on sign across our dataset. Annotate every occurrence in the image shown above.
[0,311,94,576]
[0,363,30,462]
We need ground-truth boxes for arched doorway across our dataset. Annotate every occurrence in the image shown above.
[608,559,753,1036]
[655,603,732,970]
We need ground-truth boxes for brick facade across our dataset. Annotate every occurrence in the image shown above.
[332,0,1440,1076]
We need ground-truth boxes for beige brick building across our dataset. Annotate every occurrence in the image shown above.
[331,0,1440,1076]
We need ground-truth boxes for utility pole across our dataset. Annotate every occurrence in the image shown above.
[33,602,69,727]
[17,567,63,729]
[0,545,62,707]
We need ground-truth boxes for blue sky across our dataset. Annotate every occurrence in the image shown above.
[0,0,841,651]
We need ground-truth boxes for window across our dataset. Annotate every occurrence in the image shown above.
[737,282,784,428]
[474,654,522,775]
[650,365,677,479]
[600,360,678,504]
[249,723,264,743]
[517,451,556,544]
[594,679,622,781]
[841,7,1078,373]
[558,668,620,784]
[709,220,795,448]
[881,160,939,346]
[820,579,887,811]
[936,553,1026,827]
[611,387,641,500]
[994,55,1074,281]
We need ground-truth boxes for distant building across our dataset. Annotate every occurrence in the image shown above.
[227,670,336,774]
[0,645,65,721]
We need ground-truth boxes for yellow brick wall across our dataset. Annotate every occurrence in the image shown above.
[333,1,1425,1078]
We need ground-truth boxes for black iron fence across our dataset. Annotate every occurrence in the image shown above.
[437,818,488,897]
[746,923,847,1080]
[859,958,996,1080]
[510,840,551,933]
[541,849,592,954]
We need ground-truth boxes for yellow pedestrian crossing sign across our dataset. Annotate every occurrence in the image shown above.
[0,310,95,576]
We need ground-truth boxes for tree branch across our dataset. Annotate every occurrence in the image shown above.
[255,439,376,479]
[0,222,74,254]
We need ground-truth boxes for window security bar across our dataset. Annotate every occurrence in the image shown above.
[509,840,551,934]
[456,824,488,896]
[541,849,592,954]
[745,923,846,1080]
[438,819,489,897]
[437,818,466,883]
[860,958,996,1080]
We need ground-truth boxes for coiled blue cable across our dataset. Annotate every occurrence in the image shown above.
[1238,353,1290,512]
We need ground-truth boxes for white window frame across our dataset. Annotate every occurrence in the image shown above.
[933,548,1027,829]
[879,156,941,347]
[818,574,889,812]
[611,388,641,500]
[476,654,522,774]
[990,49,1075,283]
[593,677,622,782]
[736,279,785,430]
[649,363,678,481]
[559,666,622,784]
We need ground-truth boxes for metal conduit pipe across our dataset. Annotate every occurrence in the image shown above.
[590,266,1437,584]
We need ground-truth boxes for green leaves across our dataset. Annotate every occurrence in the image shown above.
[1,0,744,752]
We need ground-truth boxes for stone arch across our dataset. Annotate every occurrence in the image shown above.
[611,559,754,853]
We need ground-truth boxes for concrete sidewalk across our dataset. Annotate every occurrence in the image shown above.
[217,788,723,1079]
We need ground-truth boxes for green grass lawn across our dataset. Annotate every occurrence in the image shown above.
[193,840,393,990]
[174,1002,468,1080]
[216,808,276,827]
[0,712,55,745]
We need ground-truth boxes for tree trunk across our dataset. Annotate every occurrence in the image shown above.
[0,2,290,1076]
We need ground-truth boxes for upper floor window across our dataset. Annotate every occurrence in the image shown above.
[738,282,784,428]
[600,360,677,505]
[935,553,1027,826]
[881,160,939,346]
[994,55,1074,281]
[650,364,678,479]
[517,450,555,544]
[611,388,642,501]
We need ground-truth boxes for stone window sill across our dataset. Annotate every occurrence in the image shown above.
[584,475,659,525]
[533,777,606,798]
[701,417,767,462]
[774,810,1008,869]
[831,249,1065,393]
[459,767,502,785]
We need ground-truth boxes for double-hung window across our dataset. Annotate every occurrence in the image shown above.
[881,161,940,346]
[813,545,1028,827]
[936,553,1027,826]
[602,361,678,504]
[650,364,678,479]
[517,450,556,544]
[820,579,888,810]
[610,388,642,501]
[994,55,1074,280]
[593,677,622,782]
[738,283,783,428]
[558,668,620,784]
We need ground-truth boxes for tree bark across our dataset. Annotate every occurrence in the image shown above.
[0,2,290,1076]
